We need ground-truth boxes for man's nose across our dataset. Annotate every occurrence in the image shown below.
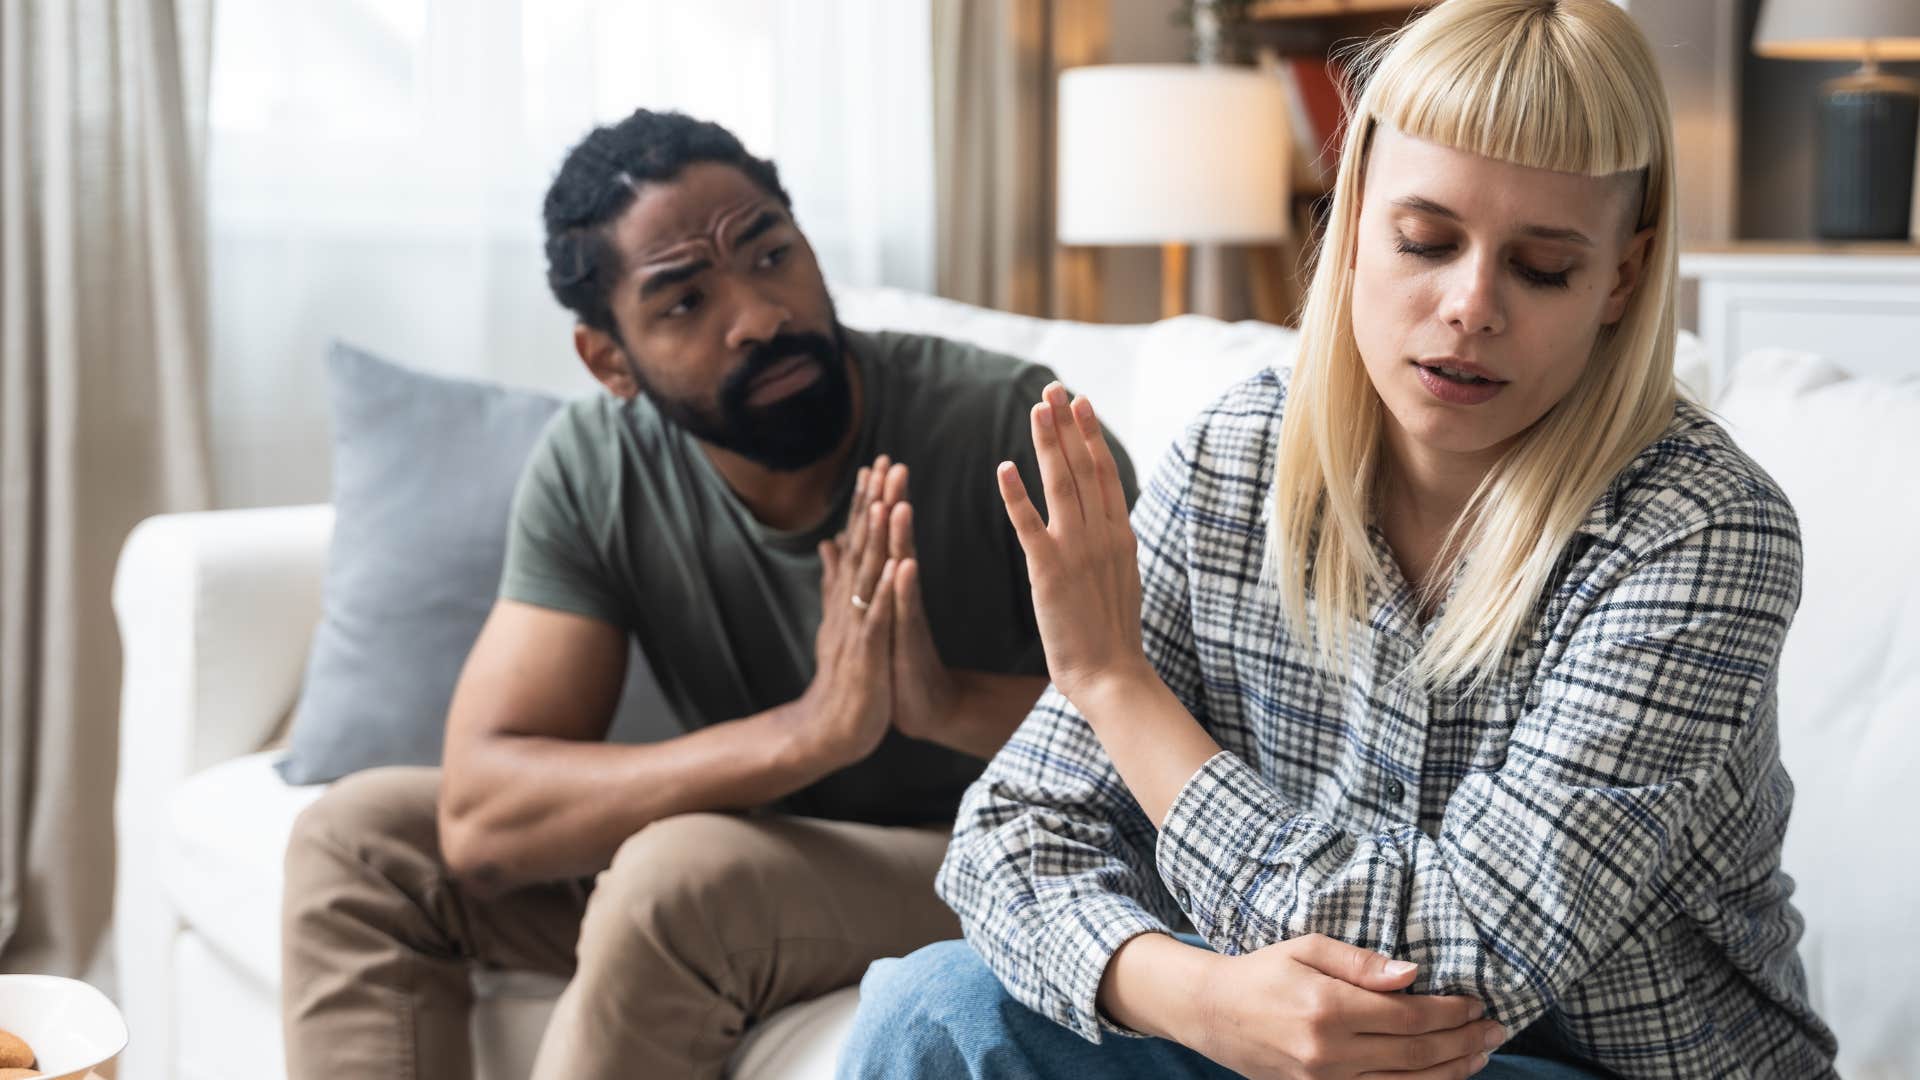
[725,285,791,351]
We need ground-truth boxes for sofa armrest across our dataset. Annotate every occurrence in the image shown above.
[111,503,333,1080]
[112,503,334,778]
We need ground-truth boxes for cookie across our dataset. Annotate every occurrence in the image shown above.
[0,1027,33,1069]
[0,1068,39,1079]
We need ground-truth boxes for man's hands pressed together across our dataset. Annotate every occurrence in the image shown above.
[794,456,903,770]
[795,453,1047,769]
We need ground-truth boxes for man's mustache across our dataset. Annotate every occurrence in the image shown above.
[723,332,839,405]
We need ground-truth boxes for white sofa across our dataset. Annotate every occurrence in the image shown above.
[113,287,1919,1079]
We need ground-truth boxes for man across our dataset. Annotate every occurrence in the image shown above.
[278,109,1137,1078]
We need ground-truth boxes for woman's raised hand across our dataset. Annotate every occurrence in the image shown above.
[997,382,1151,705]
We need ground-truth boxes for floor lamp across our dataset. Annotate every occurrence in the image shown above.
[1056,64,1290,319]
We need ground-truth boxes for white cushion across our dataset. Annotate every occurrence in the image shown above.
[1129,315,1297,476]
[1717,349,1920,1080]
[165,752,326,988]
[729,986,860,1080]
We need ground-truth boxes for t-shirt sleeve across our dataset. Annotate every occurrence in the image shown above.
[498,414,629,628]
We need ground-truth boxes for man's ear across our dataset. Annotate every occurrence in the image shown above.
[575,324,640,399]
[1602,226,1655,326]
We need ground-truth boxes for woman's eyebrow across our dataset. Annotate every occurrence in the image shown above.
[1391,194,1593,247]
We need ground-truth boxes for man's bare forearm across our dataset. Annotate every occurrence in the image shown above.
[439,703,835,895]
[915,671,1049,760]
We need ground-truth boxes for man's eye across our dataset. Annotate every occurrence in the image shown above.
[758,245,790,270]
[666,291,702,317]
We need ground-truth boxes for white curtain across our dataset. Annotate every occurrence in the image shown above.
[207,0,935,509]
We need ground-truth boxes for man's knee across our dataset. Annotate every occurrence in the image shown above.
[579,812,770,949]
[285,766,445,899]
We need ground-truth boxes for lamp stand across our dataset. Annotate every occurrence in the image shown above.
[1161,242,1190,319]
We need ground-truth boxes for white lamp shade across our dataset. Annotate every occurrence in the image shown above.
[1057,64,1291,245]
[1754,0,1920,61]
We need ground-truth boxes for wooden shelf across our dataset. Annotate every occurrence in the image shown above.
[1681,240,1920,258]
[1249,0,1427,20]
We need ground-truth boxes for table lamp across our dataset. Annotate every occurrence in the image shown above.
[1057,64,1290,318]
[1754,0,1920,240]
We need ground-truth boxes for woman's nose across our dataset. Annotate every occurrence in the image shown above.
[1438,259,1505,337]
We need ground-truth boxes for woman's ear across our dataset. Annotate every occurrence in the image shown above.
[575,324,641,399]
[1602,226,1655,326]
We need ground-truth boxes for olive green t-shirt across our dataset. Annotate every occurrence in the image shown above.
[498,328,1139,826]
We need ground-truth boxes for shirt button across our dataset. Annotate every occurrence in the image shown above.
[1174,885,1191,908]
[1384,777,1406,802]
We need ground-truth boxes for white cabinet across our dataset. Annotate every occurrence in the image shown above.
[1680,247,1920,391]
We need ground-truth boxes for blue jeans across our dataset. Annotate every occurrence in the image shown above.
[836,938,1609,1080]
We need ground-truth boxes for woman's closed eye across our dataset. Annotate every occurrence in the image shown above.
[1393,235,1573,290]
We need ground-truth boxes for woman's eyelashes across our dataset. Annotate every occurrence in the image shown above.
[1392,234,1573,290]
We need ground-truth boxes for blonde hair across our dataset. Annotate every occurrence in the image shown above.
[1265,0,1678,688]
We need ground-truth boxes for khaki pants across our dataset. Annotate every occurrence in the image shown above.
[280,766,959,1080]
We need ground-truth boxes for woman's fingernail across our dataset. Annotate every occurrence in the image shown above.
[1384,960,1416,977]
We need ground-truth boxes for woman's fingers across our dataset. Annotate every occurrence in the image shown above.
[1355,1053,1490,1080]
[996,461,1050,554]
[1070,395,1130,527]
[1030,400,1083,533]
[1046,384,1102,522]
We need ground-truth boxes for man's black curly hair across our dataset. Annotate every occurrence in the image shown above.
[543,109,792,340]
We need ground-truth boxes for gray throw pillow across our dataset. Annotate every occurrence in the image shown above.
[278,342,672,785]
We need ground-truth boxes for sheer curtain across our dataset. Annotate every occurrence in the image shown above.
[207,0,935,509]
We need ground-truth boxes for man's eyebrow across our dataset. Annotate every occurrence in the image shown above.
[638,259,711,300]
[733,209,785,247]
[1391,194,1593,247]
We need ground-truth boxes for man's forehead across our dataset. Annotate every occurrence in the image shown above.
[613,164,780,265]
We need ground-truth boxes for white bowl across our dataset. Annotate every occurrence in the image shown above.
[0,975,126,1079]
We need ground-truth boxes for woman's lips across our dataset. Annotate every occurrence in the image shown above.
[1412,360,1506,405]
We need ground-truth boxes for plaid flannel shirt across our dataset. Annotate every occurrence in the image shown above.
[937,369,1839,1079]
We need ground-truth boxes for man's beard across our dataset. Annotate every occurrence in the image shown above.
[628,326,854,472]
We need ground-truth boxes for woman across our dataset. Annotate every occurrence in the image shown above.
[836,1,1838,1078]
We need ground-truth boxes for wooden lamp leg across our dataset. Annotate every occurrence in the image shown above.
[1161,242,1190,319]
